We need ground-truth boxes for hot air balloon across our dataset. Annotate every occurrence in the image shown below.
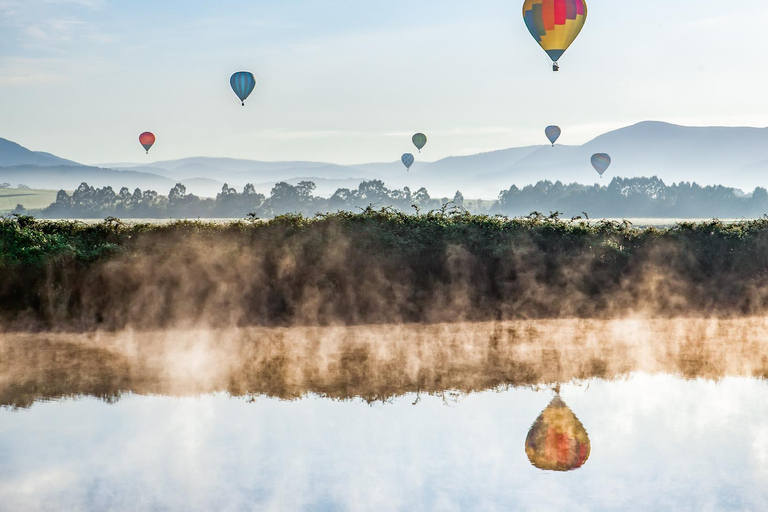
[412,133,427,153]
[230,71,256,106]
[591,153,611,178]
[402,153,415,171]
[139,132,155,154]
[545,126,561,146]
[525,395,591,472]
[523,0,588,71]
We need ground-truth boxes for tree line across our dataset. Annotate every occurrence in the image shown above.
[33,180,461,218]
[493,177,768,218]
[8,176,768,219]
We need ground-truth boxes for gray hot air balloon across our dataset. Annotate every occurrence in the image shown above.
[545,126,561,146]
[412,133,427,153]
[591,153,611,178]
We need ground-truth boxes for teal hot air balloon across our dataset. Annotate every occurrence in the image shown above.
[402,153,415,171]
[230,71,256,106]
[412,133,427,153]
[545,126,561,146]
[591,153,611,178]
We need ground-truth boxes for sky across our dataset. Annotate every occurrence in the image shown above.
[1,0,768,165]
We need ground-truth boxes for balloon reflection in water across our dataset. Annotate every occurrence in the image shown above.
[525,395,591,471]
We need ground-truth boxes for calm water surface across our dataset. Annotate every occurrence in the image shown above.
[1,374,766,512]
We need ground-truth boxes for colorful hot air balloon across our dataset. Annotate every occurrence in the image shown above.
[412,133,427,153]
[139,132,155,154]
[230,71,256,106]
[525,395,591,472]
[402,153,415,171]
[545,126,561,146]
[523,0,588,71]
[591,153,611,177]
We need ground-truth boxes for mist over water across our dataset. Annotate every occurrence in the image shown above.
[3,319,768,407]
[8,216,768,331]
[5,217,768,511]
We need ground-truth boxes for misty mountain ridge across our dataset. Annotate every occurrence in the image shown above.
[0,138,79,167]
[5,121,768,199]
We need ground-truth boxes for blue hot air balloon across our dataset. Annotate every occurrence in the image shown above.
[545,126,561,146]
[591,153,611,178]
[230,71,256,106]
[402,153,415,171]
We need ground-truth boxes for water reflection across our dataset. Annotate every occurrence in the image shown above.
[2,376,768,511]
[526,395,591,472]
[5,318,768,408]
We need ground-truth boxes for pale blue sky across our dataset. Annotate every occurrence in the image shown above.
[1,0,766,164]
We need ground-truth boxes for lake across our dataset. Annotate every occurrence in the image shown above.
[2,320,768,511]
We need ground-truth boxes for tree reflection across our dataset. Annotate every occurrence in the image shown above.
[525,395,591,472]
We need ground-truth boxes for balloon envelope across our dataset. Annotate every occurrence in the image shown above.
[522,0,587,63]
[525,396,591,472]
[591,153,611,176]
[230,71,256,105]
[412,133,427,152]
[139,132,155,154]
[545,126,561,146]
[401,153,415,171]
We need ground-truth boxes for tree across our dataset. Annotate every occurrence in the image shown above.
[413,187,431,206]
[452,191,465,208]
[296,181,316,199]
[169,183,187,205]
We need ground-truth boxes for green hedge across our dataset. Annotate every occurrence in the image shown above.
[3,210,768,330]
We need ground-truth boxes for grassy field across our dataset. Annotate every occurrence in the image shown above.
[0,189,58,212]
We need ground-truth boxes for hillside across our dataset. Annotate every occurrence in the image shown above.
[6,121,768,200]
[0,138,79,167]
[0,165,177,194]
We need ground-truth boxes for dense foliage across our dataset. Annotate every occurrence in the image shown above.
[4,209,768,329]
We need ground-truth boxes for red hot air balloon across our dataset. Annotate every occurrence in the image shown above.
[139,132,156,154]
[525,395,591,471]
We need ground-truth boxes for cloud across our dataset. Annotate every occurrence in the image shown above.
[43,0,104,8]
[0,57,68,85]
[23,19,84,44]
[0,0,110,52]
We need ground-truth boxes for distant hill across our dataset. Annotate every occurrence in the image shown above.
[97,122,768,199]
[7,121,768,200]
[100,157,380,196]
[0,138,79,167]
[0,165,178,193]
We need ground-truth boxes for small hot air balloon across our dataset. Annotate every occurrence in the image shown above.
[139,132,155,154]
[523,0,588,71]
[545,126,561,146]
[402,153,415,172]
[525,395,591,472]
[412,133,427,153]
[230,71,256,106]
[591,153,611,178]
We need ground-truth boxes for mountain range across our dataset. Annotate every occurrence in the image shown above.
[3,121,768,199]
